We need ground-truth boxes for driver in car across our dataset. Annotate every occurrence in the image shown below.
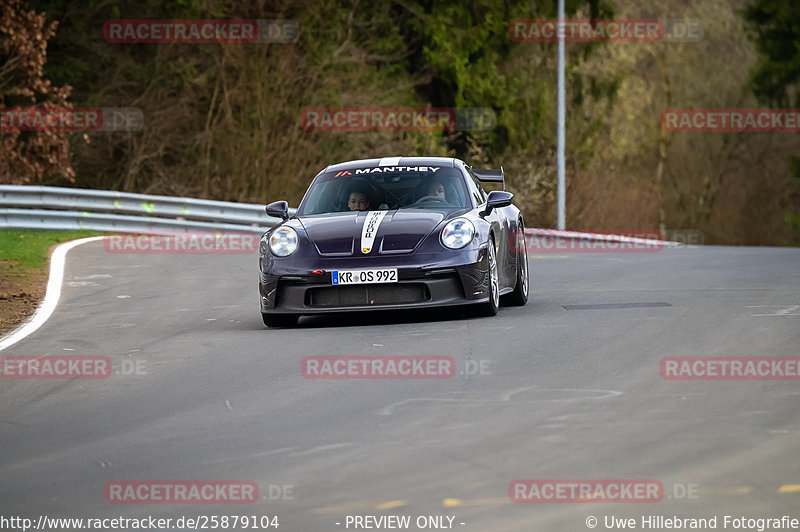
[347,183,372,211]
[425,180,447,201]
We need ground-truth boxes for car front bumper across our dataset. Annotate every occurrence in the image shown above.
[259,247,490,315]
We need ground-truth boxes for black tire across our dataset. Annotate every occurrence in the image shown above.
[262,313,299,328]
[474,238,500,317]
[502,222,529,306]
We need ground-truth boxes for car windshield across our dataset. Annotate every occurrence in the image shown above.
[297,167,470,215]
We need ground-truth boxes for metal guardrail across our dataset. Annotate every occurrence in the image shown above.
[1,208,272,233]
[0,185,295,233]
[1,185,686,246]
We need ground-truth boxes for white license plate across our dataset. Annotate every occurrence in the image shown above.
[332,268,398,285]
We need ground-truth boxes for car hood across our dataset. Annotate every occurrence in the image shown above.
[297,210,449,256]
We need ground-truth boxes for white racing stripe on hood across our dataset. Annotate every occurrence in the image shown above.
[360,210,388,254]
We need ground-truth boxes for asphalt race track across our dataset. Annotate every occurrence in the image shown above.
[1,240,799,531]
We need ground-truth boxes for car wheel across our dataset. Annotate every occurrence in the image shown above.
[262,313,299,328]
[474,239,499,317]
[503,223,529,306]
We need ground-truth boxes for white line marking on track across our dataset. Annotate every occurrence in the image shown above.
[290,443,354,457]
[66,281,99,287]
[198,446,299,466]
[749,305,800,316]
[0,236,104,352]
[379,386,623,415]
[249,447,298,458]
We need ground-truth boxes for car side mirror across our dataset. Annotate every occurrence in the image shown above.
[481,190,514,217]
[266,200,289,221]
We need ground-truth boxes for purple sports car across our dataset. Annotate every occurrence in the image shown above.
[258,156,528,327]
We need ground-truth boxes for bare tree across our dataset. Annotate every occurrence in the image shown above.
[0,0,75,185]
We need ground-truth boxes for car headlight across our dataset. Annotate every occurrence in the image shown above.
[268,226,298,257]
[441,218,475,249]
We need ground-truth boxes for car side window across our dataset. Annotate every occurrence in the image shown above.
[465,168,487,206]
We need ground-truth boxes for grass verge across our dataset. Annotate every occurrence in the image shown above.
[0,230,100,338]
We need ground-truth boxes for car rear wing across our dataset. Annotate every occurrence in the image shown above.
[472,167,505,190]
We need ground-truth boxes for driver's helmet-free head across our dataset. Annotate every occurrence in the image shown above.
[425,180,446,200]
[346,181,372,211]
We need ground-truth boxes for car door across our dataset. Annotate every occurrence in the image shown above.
[465,168,514,289]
